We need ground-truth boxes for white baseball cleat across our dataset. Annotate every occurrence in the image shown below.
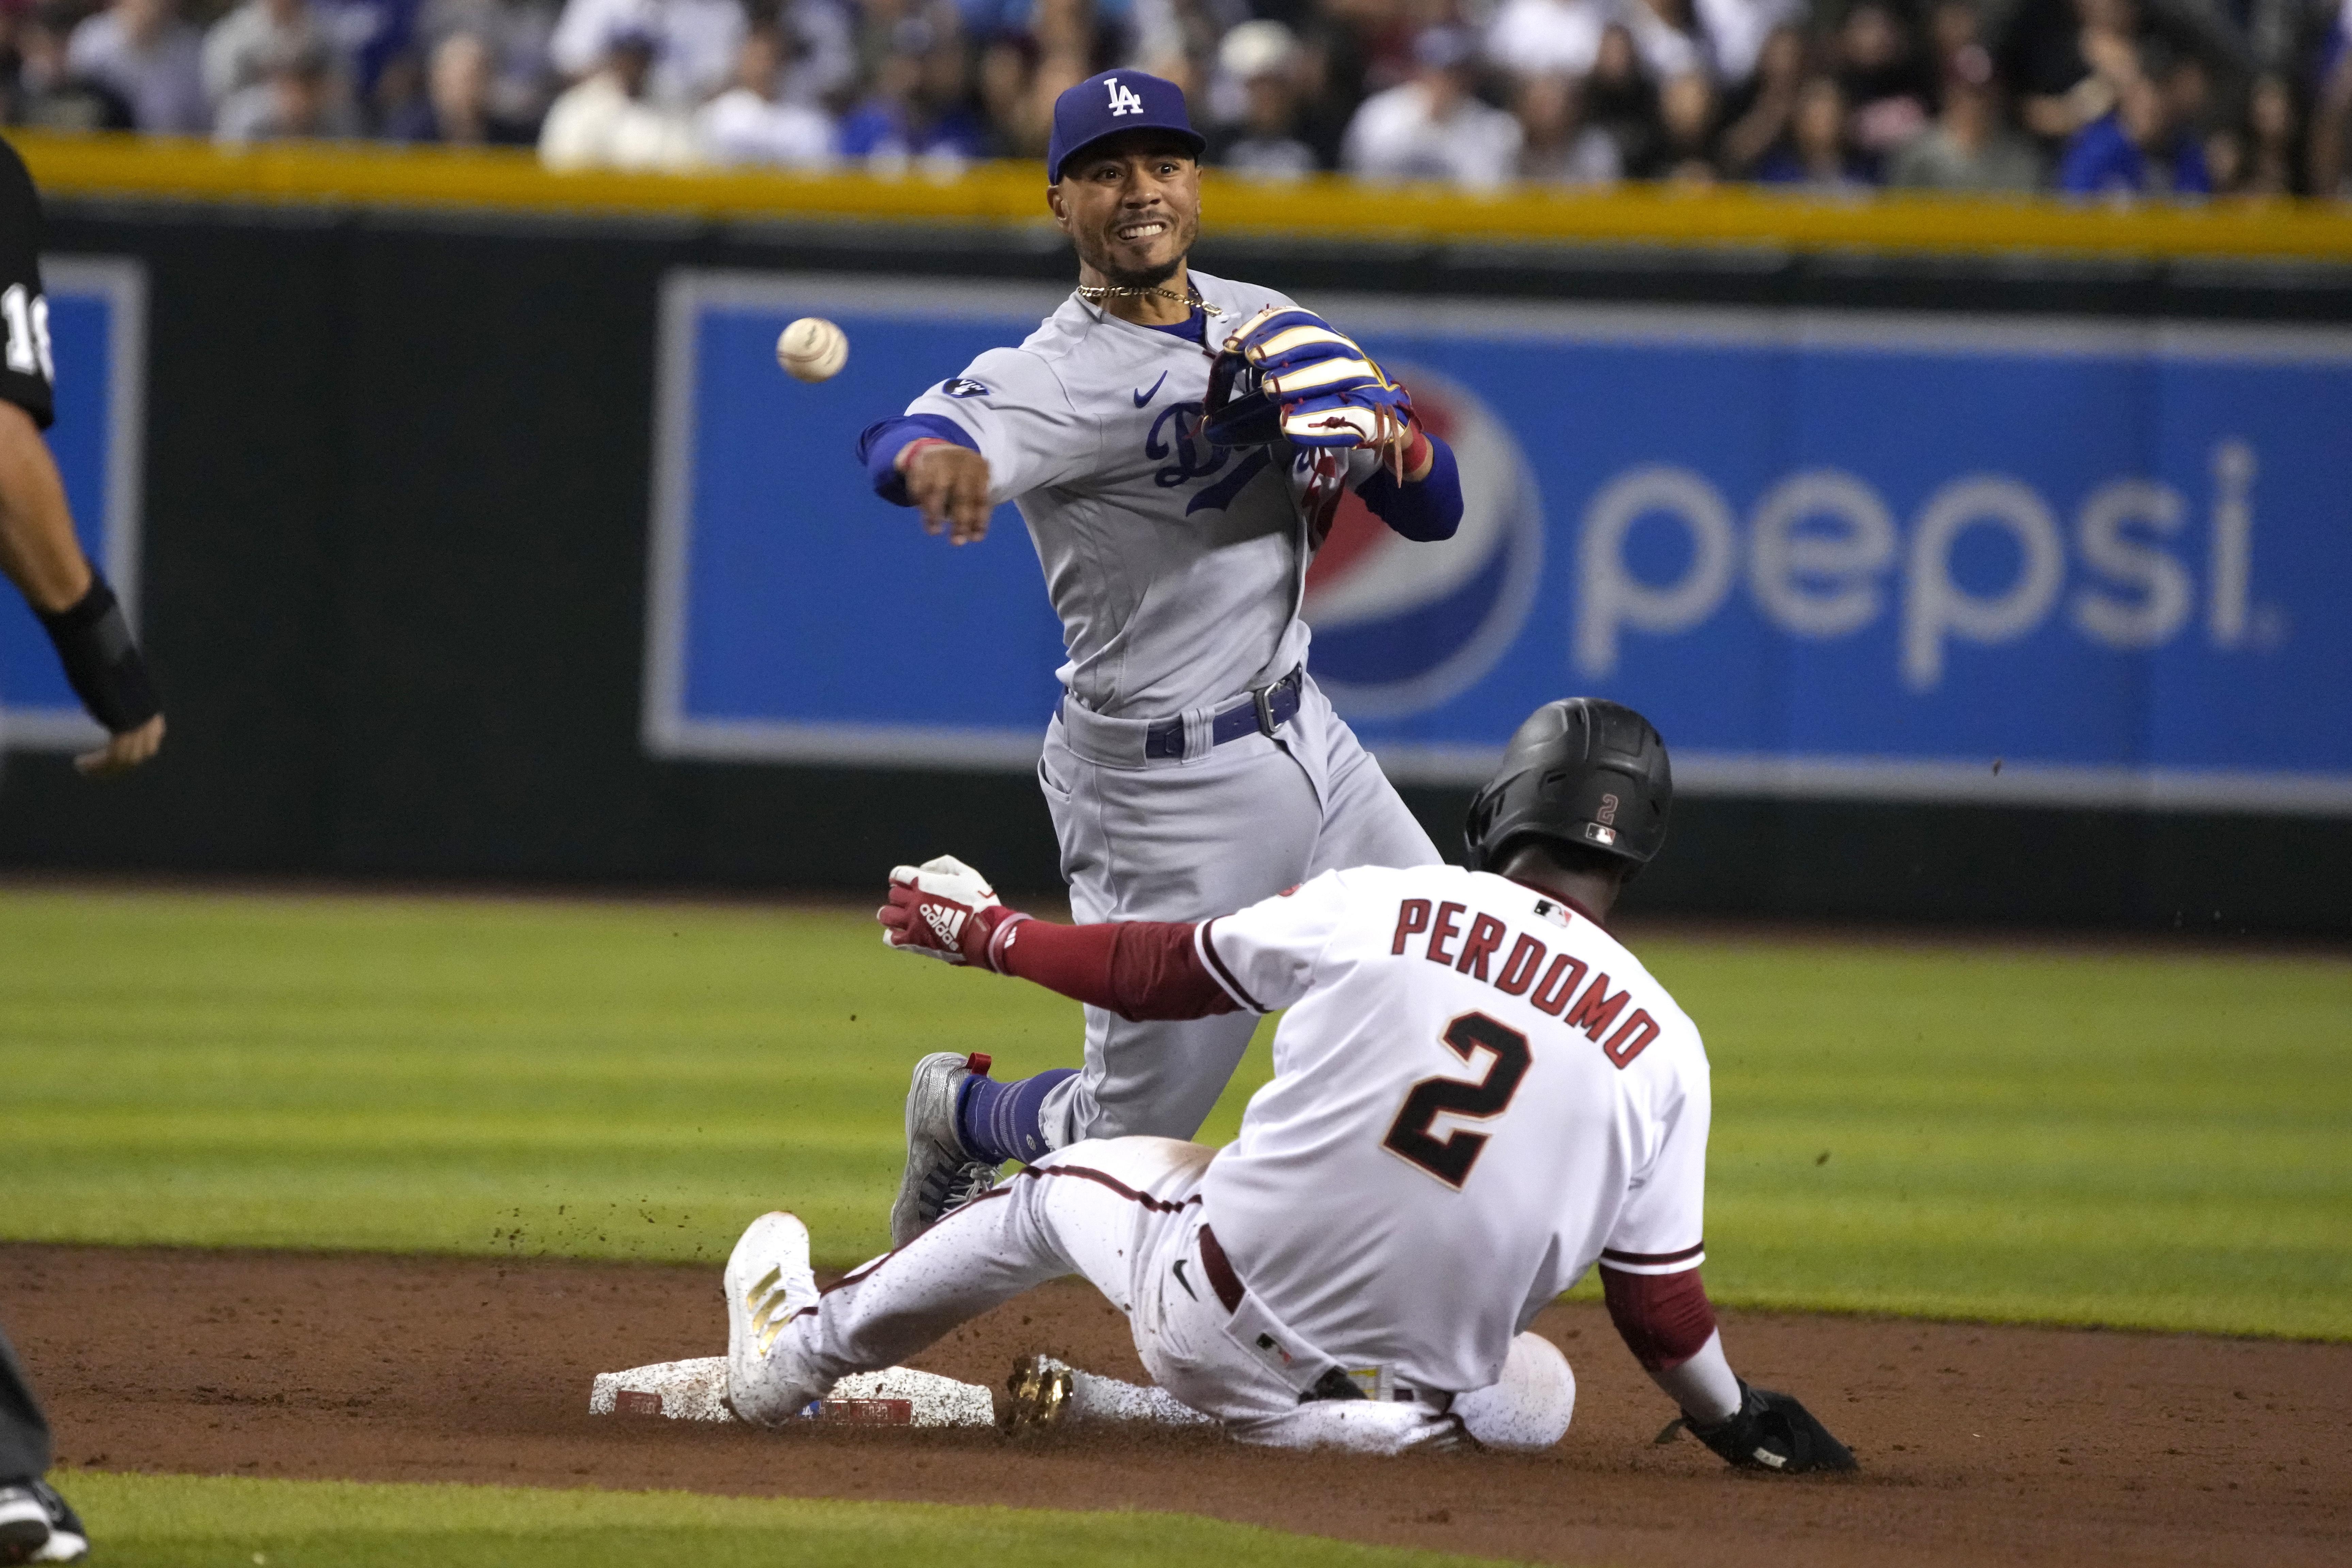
[722,1210,820,1428]
[889,1052,1001,1249]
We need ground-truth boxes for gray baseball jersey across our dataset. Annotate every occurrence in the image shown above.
[894,270,1441,1148]
[902,270,1377,720]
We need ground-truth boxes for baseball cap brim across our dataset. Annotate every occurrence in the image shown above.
[1052,124,1208,182]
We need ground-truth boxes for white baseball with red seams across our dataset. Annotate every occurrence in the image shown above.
[776,316,848,382]
[732,859,1706,1450]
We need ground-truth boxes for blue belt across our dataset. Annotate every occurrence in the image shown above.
[1143,669,1303,762]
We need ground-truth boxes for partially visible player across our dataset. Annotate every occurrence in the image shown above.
[0,137,164,774]
[854,69,1461,1247]
[724,699,1857,1467]
[0,1333,80,1566]
[0,131,157,1568]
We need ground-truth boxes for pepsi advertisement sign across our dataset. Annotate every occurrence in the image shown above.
[646,273,2352,815]
[0,257,145,751]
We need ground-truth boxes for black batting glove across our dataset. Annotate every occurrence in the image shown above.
[1663,1379,1859,1474]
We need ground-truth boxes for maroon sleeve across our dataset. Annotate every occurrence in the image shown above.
[1600,1265,1718,1372]
[995,918,1241,1021]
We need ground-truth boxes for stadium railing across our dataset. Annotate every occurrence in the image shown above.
[15,131,2352,262]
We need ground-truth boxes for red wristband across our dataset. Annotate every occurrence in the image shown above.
[896,437,953,474]
[1399,418,1432,480]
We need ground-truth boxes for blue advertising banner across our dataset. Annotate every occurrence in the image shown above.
[0,257,145,750]
[645,272,2352,814]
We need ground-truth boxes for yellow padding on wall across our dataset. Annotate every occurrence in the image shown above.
[14,130,2352,262]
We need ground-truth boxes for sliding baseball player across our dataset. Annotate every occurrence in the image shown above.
[854,69,1463,1247]
[722,700,1856,1467]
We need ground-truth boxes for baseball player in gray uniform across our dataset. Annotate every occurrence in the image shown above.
[855,69,1467,1245]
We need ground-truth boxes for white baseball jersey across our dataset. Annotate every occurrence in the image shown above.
[901,270,1379,720]
[1194,863,1711,1396]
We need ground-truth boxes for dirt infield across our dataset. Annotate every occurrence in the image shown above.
[3,1245,2343,1567]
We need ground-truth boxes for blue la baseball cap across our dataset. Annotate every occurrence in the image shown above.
[1046,70,1206,182]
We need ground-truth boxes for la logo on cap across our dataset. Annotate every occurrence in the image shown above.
[1106,77,1144,116]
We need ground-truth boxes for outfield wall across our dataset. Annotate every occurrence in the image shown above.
[3,138,2350,933]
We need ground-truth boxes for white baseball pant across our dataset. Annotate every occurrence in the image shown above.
[745,1137,1573,1454]
[1036,674,1440,1146]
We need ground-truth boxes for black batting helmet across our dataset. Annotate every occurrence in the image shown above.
[1462,699,1672,875]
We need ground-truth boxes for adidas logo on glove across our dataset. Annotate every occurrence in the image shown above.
[922,904,967,947]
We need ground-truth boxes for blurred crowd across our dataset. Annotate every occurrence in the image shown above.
[2,0,2347,195]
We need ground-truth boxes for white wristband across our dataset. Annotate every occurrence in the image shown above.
[984,910,1034,974]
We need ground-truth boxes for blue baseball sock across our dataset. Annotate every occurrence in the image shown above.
[957,1068,1077,1166]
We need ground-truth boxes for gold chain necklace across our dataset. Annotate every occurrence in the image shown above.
[1075,283,1223,318]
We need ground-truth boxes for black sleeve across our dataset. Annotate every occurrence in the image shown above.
[0,137,56,431]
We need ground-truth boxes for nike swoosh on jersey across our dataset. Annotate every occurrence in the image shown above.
[1133,372,1168,407]
[1171,1258,1198,1300]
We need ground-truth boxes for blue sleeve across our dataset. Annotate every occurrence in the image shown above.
[2055,145,2095,195]
[2173,137,2212,195]
[1352,433,1462,542]
[857,414,979,506]
[2058,119,2128,195]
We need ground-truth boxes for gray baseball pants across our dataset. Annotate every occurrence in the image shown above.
[0,1326,51,1481]
[1034,672,1439,1146]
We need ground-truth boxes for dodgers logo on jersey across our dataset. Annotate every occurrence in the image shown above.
[1147,402,1280,515]
[942,378,990,398]
[1301,364,1544,719]
[1146,402,1228,488]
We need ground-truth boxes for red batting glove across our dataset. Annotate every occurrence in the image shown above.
[878,855,1028,970]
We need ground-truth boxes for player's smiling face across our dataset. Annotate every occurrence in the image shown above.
[1050,135,1202,289]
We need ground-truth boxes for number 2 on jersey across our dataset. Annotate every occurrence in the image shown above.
[1381,1012,1531,1189]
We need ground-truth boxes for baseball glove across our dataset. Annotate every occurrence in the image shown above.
[1204,305,1413,460]
[1658,1380,1858,1474]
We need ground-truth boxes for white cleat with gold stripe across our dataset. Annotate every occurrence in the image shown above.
[722,1210,820,1427]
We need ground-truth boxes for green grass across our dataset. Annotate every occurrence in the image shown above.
[1636,938,2352,1338]
[0,889,1141,1269]
[1,887,2346,1337]
[57,1469,1508,1567]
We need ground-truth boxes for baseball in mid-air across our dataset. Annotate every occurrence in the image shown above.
[777,317,849,382]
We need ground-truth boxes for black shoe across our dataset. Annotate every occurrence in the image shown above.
[0,1480,86,1564]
